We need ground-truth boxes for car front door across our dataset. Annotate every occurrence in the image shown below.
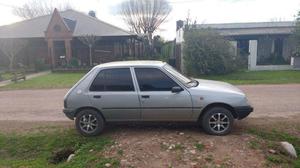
[134,68,193,121]
[88,68,141,121]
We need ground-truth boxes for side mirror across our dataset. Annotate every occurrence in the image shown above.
[172,86,183,93]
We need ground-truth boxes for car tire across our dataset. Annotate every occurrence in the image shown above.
[75,109,105,137]
[201,107,234,136]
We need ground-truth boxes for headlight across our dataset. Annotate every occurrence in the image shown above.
[245,97,252,106]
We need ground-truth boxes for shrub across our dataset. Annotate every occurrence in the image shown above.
[291,11,300,57]
[34,58,49,71]
[155,42,173,62]
[68,57,80,68]
[183,28,240,75]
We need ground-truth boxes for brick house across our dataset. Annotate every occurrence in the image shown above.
[0,9,143,70]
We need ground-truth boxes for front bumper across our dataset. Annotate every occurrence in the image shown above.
[234,106,253,120]
[63,109,76,120]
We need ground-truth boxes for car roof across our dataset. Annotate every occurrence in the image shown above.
[95,60,166,68]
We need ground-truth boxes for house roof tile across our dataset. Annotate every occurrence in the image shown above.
[0,9,135,38]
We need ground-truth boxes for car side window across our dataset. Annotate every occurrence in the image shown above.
[135,68,179,91]
[90,68,134,92]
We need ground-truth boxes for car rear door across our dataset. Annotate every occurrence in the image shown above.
[133,67,193,121]
[88,68,141,121]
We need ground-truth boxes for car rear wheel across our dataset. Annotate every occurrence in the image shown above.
[75,109,104,136]
[201,107,234,136]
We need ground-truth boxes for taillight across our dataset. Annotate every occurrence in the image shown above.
[64,99,67,108]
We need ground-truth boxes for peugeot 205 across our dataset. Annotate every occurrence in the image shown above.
[63,61,253,136]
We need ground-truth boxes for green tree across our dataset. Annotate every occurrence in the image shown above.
[292,11,300,57]
[183,28,238,75]
[153,36,174,62]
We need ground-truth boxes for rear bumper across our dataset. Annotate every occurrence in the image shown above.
[63,109,76,120]
[234,106,253,120]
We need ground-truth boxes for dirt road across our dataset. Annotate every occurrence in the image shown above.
[0,84,299,122]
[0,84,299,167]
[0,89,68,121]
[238,84,300,118]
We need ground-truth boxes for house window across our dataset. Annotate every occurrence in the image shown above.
[273,38,283,56]
[237,40,250,56]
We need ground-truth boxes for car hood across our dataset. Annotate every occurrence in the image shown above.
[193,79,245,96]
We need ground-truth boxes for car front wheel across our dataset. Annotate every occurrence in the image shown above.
[201,107,234,136]
[75,109,104,136]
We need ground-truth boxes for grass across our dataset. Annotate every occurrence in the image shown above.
[200,70,300,85]
[248,128,300,167]
[194,143,204,152]
[1,70,300,90]
[174,144,184,150]
[248,139,261,150]
[0,129,118,168]
[266,155,286,164]
[0,72,85,90]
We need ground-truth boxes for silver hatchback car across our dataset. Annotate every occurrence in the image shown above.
[63,61,253,136]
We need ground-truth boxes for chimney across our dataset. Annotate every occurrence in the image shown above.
[88,10,96,18]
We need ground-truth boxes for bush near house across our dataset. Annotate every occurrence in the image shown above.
[34,58,50,71]
[141,35,173,61]
[183,28,242,75]
[292,11,300,57]
[156,41,174,62]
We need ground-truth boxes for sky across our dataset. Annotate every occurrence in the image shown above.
[0,0,299,40]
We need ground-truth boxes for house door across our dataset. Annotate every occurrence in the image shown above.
[54,41,66,67]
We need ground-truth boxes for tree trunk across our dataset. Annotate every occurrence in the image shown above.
[9,61,13,71]
[148,32,153,48]
[148,32,154,57]
[89,45,92,66]
[8,55,14,71]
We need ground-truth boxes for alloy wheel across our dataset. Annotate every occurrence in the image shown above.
[208,113,230,133]
[79,114,98,133]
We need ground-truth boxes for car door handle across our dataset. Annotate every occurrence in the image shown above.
[141,95,150,99]
[93,95,102,99]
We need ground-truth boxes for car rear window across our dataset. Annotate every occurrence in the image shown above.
[90,68,134,92]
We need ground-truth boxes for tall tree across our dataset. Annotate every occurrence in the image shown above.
[78,35,101,66]
[13,0,73,19]
[0,39,27,71]
[118,0,172,50]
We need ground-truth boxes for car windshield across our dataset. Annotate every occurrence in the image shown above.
[163,64,198,87]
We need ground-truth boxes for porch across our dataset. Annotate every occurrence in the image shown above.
[229,34,295,71]
[47,36,143,70]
